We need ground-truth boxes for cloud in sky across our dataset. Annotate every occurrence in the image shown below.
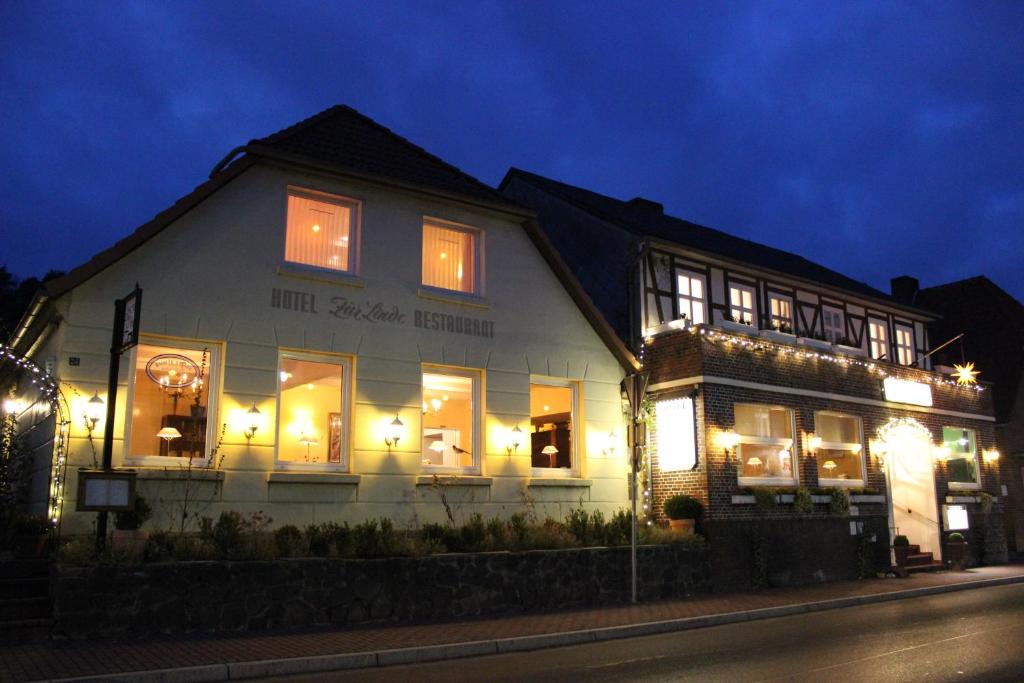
[1,0,1022,301]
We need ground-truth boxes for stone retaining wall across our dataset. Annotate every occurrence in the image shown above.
[52,543,709,638]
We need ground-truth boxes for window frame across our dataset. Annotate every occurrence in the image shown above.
[894,324,915,366]
[822,306,845,344]
[675,269,707,326]
[420,365,484,475]
[421,217,485,297]
[768,293,794,332]
[868,317,889,360]
[729,283,757,326]
[944,426,982,491]
[813,411,866,487]
[274,349,355,472]
[122,337,223,467]
[283,186,362,275]
[529,376,582,478]
[735,403,798,487]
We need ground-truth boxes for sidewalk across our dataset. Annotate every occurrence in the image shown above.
[4,565,1024,683]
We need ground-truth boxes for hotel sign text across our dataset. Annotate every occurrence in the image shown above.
[882,377,933,407]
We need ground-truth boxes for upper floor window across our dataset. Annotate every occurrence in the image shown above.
[943,426,980,489]
[768,293,793,332]
[729,284,756,326]
[276,351,353,470]
[125,340,220,463]
[735,404,796,485]
[676,270,706,325]
[530,379,580,476]
[422,367,481,473]
[285,188,359,273]
[895,324,915,366]
[868,318,889,360]
[822,306,845,344]
[814,412,864,485]
[422,220,481,295]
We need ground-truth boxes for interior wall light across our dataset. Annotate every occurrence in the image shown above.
[84,391,105,433]
[243,402,264,441]
[384,415,405,451]
[505,425,522,456]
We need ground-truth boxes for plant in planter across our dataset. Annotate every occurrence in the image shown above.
[892,534,911,568]
[112,494,152,553]
[754,487,777,512]
[828,488,850,516]
[945,531,967,570]
[663,494,702,534]
[792,486,813,515]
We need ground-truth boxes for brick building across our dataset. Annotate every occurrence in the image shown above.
[502,169,1005,581]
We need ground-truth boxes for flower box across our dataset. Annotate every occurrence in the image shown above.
[834,343,866,358]
[776,494,795,504]
[731,495,756,505]
[850,494,886,504]
[797,337,832,351]
[811,495,831,504]
[760,329,797,344]
[719,320,757,335]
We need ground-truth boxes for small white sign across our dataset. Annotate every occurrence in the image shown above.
[943,504,970,531]
[656,396,696,471]
[83,478,131,508]
[883,377,933,407]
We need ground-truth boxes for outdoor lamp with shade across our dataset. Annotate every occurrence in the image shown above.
[243,403,264,440]
[84,391,105,432]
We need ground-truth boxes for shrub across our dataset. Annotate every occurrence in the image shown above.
[662,495,702,520]
[12,513,51,537]
[526,518,575,549]
[202,511,243,556]
[947,532,965,543]
[754,488,777,512]
[114,495,152,531]
[829,488,850,516]
[792,487,813,515]
[305,522,351,557]
[566,507,592,544]
[892,534,909,547]
[454,513,487,553]
[485,516,507,549]
[143,531,176,562]
[605,509,632,546]
[506,513,529,548]
[274,525,305,557]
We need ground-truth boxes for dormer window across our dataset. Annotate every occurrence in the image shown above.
[822,306,845,343]
[676,270,706,325]
[768,293,793,332]
[422,220,482,295]
[285,188,359,273]
[868,318,889,360]
[729,284,756,325]
[895,324,915,366]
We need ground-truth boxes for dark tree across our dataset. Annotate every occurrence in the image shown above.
[0,266,64,342]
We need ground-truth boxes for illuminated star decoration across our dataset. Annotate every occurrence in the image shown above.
[952,362,980,386]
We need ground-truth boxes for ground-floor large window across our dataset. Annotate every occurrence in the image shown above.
[943,426,980,489]
[276,351,352,469]
[421,367,481,473]
[735,404,796,485]
[814,412,864,485]
[529,378,579,474]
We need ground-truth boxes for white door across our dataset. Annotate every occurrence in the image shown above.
[886,424,940,555]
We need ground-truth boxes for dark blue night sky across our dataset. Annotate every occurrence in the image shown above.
[2,2,1022,300]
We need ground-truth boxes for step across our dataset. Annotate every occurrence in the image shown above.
[0,596,51,621]
[0,617,52,641]
[0,577,48,599]
[907,561,946,573]
[905,552,936,567]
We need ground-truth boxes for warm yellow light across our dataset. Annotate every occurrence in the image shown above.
[84,391,105,431]
[983,448,1001,463]
[935,445,951,462]
[439,252,447,260]
[952,362,980,386]
[384,415,405,448]
[718,430,741,451]
[746,456,763,467]
[505,424,523,455]
[243,403,264,440]
[430,398,442,413]
[280,371,292,383]
[823,460,837,471]
[809,435,823,452]
[543,404,550,413]
[157,427,182,441]
[312,224,321,233]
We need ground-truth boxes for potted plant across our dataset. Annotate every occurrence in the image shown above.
[112,494,152,552]
[663,494,702,534]
[12,513,51,557]
[892,534,911,568]
[945,531,967,570]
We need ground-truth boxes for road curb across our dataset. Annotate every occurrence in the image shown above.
[48,574,1024,682]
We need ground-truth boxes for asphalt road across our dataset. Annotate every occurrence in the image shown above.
[266,583,1024,682]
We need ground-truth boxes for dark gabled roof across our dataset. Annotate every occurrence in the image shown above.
[500,169,921,316]
[916,276,1024,422]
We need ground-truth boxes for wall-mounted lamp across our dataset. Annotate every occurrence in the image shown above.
[384,415,405,451]
[602,430,618,457]
[935,445,951,463]
[84,391,105,433]
[505,425,522,456]
[808,435,823,454]
[3,398,26,418]
[719,430,740,458]
[983,448,1001,463]
[243,402,264,440]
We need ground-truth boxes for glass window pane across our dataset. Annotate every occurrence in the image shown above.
[739,443,794,479]
[677,275,690,297]
[691,278,702,299]
[530,383,573,469]
[423,372,475,468]
[129,344,212,459]
[285,192,352,272]
[816,448,861,480]
[278,357,344,464]
[943,427,979,484]
[423,223,476,294]
[691,302,704,325]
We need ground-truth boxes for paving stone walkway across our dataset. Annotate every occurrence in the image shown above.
[3,565,1023,682]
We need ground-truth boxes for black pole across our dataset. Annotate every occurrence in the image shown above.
[96,298,126,552]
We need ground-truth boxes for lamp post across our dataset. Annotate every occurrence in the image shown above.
[623,371,649,604]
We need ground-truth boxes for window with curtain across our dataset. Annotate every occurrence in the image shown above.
[768,294,793,332]
[276,353,352,469]
[422,222,478,294]
[814,412,864,484]
[284,189,357,272]
[729,284,756,325]
[735,404,796,484]
[422,368,480,471]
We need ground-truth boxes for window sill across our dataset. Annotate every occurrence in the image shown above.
[266,472,360,485]
[835,344,867,358]
[851,494,887,504]
[415,475,492,486]
[946,494,981,504]
[417,287,490,310]
[759,329,796,344]
[528,478,592,488]
[797,337,833,351]
[277,263,366,289]
[132,467,225,482]
[947,482,982,491]
[817,479,866,489]
[719,320,757,334]
[737,478,797,488]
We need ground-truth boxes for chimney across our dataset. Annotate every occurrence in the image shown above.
[627,197,664,216]
[890,275,919,304]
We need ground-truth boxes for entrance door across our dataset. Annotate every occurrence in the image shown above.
[883,420,940,555]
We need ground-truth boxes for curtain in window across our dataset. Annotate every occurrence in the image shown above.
[285,193,351,271]
[423,223,475,293]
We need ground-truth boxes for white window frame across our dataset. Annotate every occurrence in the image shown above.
[868,317,889,360]
[123,337,222,467]
[768,293,794,332]
[895,324,915,366]
[529,376,582,478]
[735,403,798,487]
[814,411,865,487]
[675,270,707,326]
[822,306,845,344]
[421,365,483,475]
[944,426,982,491]
[729,283,757,326]
[274,350,354,472]
[284,186,362,275]
[421,217,485,297]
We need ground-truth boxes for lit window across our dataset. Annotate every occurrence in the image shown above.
[895,325,915,366]
[768,294,793,332]
[868,318,889,360]
[823,306,845,344]
[530,380,579,473]
[729,284,756,325]
[944,426,980,488]
[814,413,864,484]
[422,221,479,294]
[276,353,352,469]
[676,271,706,325]
[735,404,796,484]
[285,188,358,273]
[126,342,219,461]
[422,368,480,471]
